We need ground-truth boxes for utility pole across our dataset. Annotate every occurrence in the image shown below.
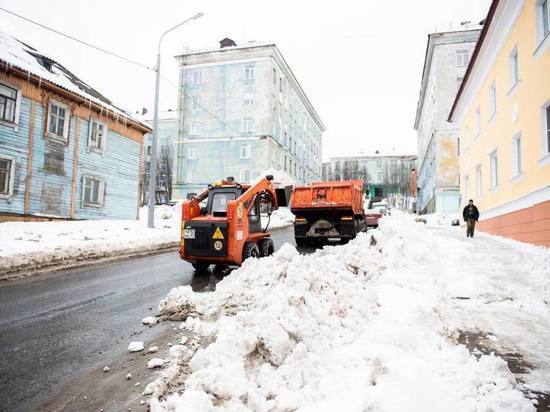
[148,12,204,228]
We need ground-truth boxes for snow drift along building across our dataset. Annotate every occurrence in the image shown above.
[0,30,150,222]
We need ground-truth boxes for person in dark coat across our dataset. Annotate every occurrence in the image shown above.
[462,199,480,238]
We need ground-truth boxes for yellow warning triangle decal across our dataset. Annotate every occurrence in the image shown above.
[212,227,224,239]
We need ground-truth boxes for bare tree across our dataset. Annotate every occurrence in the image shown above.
[156,145,173,204]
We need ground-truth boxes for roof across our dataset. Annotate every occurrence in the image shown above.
[175,42,326,132]
[143,109,178,123]
[0,29,150,131]
[448,0,500,122]
[329,151,417,161]
[414,28,482,129]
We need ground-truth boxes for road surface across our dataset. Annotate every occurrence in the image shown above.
[0,227,298,412]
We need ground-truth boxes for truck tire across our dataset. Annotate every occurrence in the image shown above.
[192,262,210,273]
[243,242,260,261]
[259,238,274,257]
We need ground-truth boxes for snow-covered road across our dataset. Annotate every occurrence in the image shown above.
[143,211,550,411]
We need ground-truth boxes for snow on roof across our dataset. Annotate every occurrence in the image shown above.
[143,109,178,123]
[261,167,296,187]
[0,29,148,129]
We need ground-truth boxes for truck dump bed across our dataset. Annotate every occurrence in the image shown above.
[291,180,364,215]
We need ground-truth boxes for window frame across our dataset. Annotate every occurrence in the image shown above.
[46,99,70,142]
[0,155,15,198]
[475,107,481,138]
[87,118,108,155]
[240,168,250,183]
[488,82,497,121]
[475,164,482,197]
[244,65,255,81]
[456,49,470,67]
[512,132,523,178]
[191,70,202,86]
[508,46,520,89]
[489,150,498,189]
[240,143,251,159]
[188,146,197,160]
[81,174,105,208]
[540,101,550,161]
[0,81,21,126]
[242,118,253,133]
[190,122,201,136]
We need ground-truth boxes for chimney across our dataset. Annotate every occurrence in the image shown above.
[219,38,237,48]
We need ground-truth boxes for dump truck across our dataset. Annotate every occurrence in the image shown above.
[179,175,288,271]
[291,180,367,246]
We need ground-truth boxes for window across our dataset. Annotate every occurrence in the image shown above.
[538,0,549,40]
[476,165,482,197]
[244,94,254,106]
[186,170,193,183]
[376,160,382,169]
[0,156,14,197]
[47,100,69,141]
[376,171,383,182]
[512,133,522,177]
[147,145,152,156]
[456,49,470,67]
[273,68,277,84]
[242,118,253,133]
[490,150,498,189]
[475,107,481,137]
[245,65,255,80]
[0,82,18,123]
[543,103,550,155]
[88,119,107,153]
[192,95,201,111]
[240,169,250,183]
[82,176,105,207]
[190,122,201,136]
[509,46,519,87]
[240,144,251,159]
[212,192,236,214]
[464,175,470,199]
[489,82,497,120]
[192,70,202,85]
[188,146,197,159]
[279,77,283,93]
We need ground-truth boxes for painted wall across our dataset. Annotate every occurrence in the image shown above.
[458,0,550,217]
[174,46,323,199]
[0,74,144,220]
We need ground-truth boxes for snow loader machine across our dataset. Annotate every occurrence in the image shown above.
[291,180,367,246]
[179,175,289,271]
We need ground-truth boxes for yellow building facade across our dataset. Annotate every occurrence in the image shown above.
[450,0,550,247]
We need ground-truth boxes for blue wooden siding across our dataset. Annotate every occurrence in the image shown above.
[74,119,140,220]
[0,92,142,220]
[0,96,31,214]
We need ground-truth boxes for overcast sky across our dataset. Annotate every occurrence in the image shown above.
[1,0,491,160]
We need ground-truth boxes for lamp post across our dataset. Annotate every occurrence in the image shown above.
[148,12,204,228]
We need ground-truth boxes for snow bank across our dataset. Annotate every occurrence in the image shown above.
[263,207,294,230]
[148,212,549,411]
[0,204,181,278]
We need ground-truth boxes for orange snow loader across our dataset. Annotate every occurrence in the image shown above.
[291,180,367,246]
[179,175,288,271]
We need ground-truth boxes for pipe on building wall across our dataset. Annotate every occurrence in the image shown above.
[24,100,36,214]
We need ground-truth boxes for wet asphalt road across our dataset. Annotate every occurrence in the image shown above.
[0,228,296,412]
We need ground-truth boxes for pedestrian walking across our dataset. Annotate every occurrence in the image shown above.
[462,199,480,238]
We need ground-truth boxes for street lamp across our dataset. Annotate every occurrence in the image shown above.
[148,12,205,228]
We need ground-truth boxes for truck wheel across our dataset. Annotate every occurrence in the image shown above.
[243,242,260,261]
[295,237,307,247]
[259,238,275,257]
[192,262,210,273]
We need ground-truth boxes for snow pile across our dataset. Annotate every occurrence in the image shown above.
[147,212,549,411]
[128,341,144,353]
[263,207,294,230]
[422,212,461,227]
[0,204,181,278]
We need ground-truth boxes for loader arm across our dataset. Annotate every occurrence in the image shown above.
[236,177,278,212]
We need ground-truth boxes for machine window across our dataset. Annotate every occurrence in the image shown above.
[211,192,236,214]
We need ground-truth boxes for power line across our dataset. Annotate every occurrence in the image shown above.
[0,6,153,71]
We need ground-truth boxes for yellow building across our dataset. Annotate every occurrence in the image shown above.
[449,0,550,247]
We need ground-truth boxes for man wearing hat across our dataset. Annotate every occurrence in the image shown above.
[462,199,480,238]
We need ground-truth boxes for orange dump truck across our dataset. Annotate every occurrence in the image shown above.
[291,180,367,246]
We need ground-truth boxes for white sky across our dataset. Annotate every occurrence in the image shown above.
[0,0,491,160]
